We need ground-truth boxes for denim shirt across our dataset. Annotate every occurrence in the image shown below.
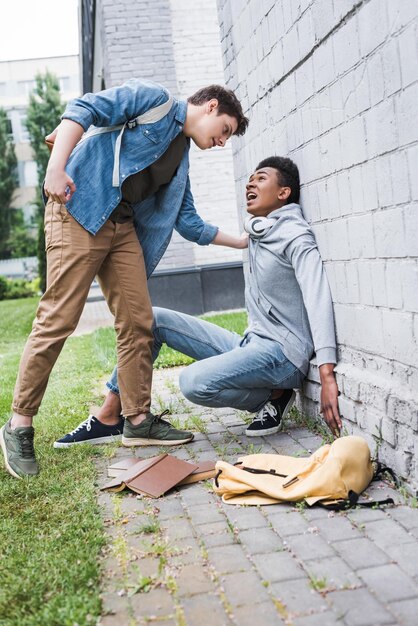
[61,78,218,276]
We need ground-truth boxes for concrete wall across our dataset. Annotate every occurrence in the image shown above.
[95,0,241,271]
[217,0,418,487]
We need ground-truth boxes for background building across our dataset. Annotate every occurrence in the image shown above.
[0,54,80,218]
[217,0,418,487]
[80,0,245,314]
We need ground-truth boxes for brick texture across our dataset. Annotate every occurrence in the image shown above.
[216,0,418,487]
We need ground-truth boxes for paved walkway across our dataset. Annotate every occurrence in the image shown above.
[95,367,418,626]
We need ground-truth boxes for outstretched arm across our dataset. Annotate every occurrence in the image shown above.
[211,230,248,249]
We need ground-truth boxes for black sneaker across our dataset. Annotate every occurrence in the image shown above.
[53,415,124,448]
[245,390,296,437]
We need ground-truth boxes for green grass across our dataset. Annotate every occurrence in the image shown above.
[0,298,247,625]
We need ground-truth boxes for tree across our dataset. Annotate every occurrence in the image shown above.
[0,107,18,259]
[26,71,64,291]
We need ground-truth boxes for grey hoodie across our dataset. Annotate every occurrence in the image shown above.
[244,203,337,375]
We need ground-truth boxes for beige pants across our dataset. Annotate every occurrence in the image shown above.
[12,200,153,418]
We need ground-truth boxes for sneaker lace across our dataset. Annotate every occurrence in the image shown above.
[147,410,171,437]
[17,432,35,459]
[69,415,95,435]
[256,402,278,425]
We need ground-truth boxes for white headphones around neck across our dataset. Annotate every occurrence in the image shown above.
[244,215,277,238]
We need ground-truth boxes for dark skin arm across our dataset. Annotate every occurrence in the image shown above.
[319,363,341,437]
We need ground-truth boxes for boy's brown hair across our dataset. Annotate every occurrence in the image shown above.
[188,85,249,136]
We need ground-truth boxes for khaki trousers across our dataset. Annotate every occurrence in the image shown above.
[12,200,153,418]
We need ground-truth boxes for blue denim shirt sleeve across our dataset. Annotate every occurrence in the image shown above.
[175,176,218,245]
[61,78,168,131]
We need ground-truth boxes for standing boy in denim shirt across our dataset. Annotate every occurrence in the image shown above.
[57,156,340,447]
[0,78,249,478]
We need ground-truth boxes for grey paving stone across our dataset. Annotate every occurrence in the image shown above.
[388,505,418,531]
[180,484,216,506]
[206,422,226,434]
[161,516,194,541]
[384,541,418,578]
[292,610,343,626]
[266,510,311,536]
[362,518,415,551]
[226,506,267,530]
[347,508,390,524]
[328,588,394,625]
[285,427,316,440]
[332,537,391,570]
[200,529,235,548]
[389,598,418,626]
[220,571,270,607]
[155,496,184,519]
[170,536,202,566]
[302,506,335,521]
[284,533,335,561]
[269,578,328,614]
[313,515,363,543]
[252,550,306,583]
[232,600,285,625]
[129,587,174,618]
[304,556,361,589]
[238,527,283,554]
[293,435,325,451]
[357,563,418,602]
[207,544,252,574]
[182,593,232,626]
[176,563,215,596]
[198,520,228,535]
[188,503,225,525]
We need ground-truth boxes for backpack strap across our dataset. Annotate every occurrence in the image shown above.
[372,461,400,488]
[319,490,395,511]
[237,464,288,479]
[77,94,174,187]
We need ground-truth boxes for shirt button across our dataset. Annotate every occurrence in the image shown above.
[154,155,158,159]
[178,124,183,130]
[102,216,106,221]
[121,174,125,178]
[145,130,149,134]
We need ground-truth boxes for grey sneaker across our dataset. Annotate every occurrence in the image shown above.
[0,421,39,478]
[122,410,194,447]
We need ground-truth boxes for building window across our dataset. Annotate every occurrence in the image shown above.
[17,80,36,96]
[18,112,30,142]
[17,160,38,187]
[59,77,71,93]
[24,161,38,187]
[0,82,6,97]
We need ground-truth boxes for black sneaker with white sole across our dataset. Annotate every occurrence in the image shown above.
[245,390,296,437]
[53,415,124,448]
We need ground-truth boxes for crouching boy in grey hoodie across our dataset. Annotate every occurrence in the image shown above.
[56,156,341,444]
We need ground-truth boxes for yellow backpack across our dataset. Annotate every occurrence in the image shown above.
[213,436,395,510]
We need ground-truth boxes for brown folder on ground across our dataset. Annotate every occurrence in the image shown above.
[101,454,198,498]
[107,457,143,478]
[177,460,217,485]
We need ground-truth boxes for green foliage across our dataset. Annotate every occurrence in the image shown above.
[0,107,18,258]
[154,310,248,369]
[26,72,64,292]
[0,276,39,301]
[4,208,37,259]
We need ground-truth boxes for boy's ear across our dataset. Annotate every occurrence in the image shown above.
[206,98,219,113]
[278,186,291,201]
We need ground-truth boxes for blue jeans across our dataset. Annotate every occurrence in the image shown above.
[106,307,305,413]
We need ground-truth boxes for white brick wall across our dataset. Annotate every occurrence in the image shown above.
[97,0,241,271]
[217,0,418,487]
